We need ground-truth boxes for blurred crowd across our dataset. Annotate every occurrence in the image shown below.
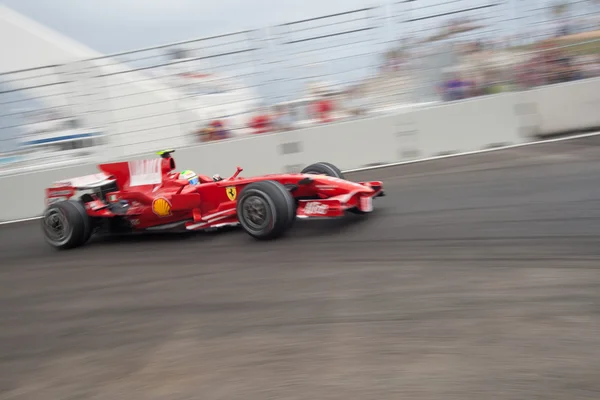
[517,44,600,89]
[438,34,600,102]
[194,27,600,141]
[438,51,600,102]
[194,89,369,142]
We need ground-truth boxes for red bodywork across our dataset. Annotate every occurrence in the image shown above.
[44,155,384,232]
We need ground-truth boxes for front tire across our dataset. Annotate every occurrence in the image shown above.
[42,200,92,249]
[237,180,296,240]
[301,162,344,179]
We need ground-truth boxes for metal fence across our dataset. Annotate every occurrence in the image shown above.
[1,0,600,170]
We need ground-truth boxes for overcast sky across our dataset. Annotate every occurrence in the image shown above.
[3,0,595,56]
[2,0,390,53]
[3,0,580,56]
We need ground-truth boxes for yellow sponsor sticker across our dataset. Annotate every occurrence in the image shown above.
[152,197,172,217]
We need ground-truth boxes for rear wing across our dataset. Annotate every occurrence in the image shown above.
[46,173,116,205]
[50,173,115,190]
[45,155,177,206]
[98,157,176,190]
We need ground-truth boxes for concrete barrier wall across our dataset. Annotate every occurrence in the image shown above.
[414,93,524,157]
[530,77,600,136]
[2,76,600,221]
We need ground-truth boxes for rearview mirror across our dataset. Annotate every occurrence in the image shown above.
[229,166,243,180]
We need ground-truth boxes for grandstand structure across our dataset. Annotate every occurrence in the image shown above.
[0,4,261,162]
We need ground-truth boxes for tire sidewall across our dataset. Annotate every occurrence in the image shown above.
[268,178,297,227]
[237,188,278,237]
[42,204,75,248]
[41,200,91,249]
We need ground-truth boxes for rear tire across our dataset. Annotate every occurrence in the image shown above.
[237,180,296,240]
[42,200,92,249]
[301,162,344,179]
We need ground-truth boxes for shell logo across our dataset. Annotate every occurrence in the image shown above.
[152,197,172,217]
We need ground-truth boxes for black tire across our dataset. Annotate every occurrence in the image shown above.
[41,200,92,250]
[237,180,296,240]
[301,162,344,179]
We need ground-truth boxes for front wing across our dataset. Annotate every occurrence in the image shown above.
[297,181,384,219]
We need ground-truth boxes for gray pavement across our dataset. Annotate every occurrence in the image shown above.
[2,136,600,399]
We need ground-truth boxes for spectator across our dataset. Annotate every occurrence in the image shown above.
[313,95,334,123]
[196,125,215,142]
[209,119,230,140]
[195,119,230,142]
[439,71,468,101]
[249,111,272,134]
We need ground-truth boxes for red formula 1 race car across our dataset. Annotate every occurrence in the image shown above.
[41,150,385,249]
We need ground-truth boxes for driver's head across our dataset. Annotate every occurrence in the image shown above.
[179,170,199,185]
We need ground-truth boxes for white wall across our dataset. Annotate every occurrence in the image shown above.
[414,93,523,157]
[530,77,600,135]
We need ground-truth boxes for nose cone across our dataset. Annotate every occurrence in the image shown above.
[312,175,375,193]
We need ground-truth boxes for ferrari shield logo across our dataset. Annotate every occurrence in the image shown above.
[226,186,237,201]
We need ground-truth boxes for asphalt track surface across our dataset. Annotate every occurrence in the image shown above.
[2,136,600,399]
